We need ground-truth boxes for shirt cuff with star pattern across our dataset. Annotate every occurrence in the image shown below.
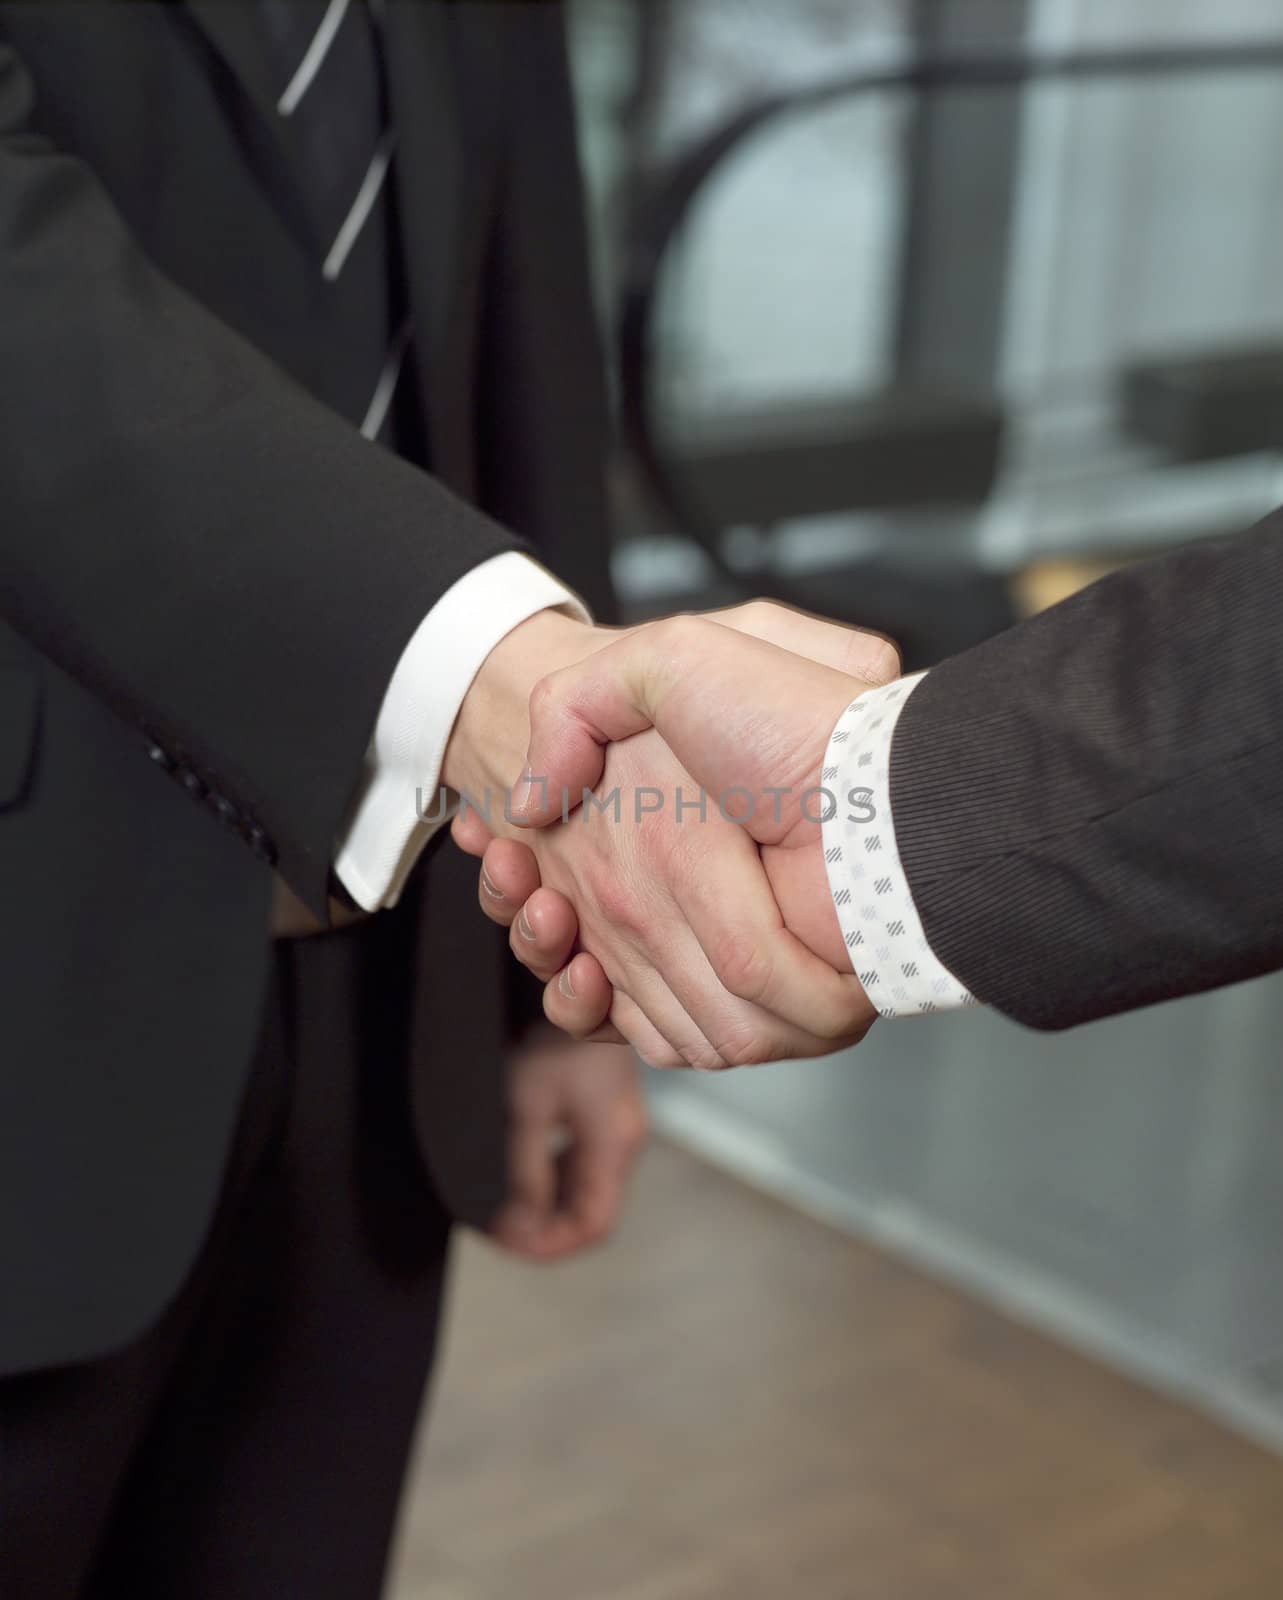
[819,673,978,1018]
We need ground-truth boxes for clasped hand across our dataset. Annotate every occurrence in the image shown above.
[452,603,898,1070]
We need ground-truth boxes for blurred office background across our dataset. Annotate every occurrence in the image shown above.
[391,2,1283,1594]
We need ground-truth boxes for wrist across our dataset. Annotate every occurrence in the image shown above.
[442,609,610,808]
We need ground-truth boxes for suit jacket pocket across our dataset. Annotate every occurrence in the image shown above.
[0,664,41,810]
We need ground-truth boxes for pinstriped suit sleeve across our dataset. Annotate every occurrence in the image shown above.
[825,518,1283,1031]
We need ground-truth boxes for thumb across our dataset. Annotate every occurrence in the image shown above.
[509,616,857,844]
[506,615,709,825]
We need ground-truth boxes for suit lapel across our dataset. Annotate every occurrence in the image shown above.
[382,0,502,495]
[181,0,503,494]
[182,0,279,117]
[180,0,328,255]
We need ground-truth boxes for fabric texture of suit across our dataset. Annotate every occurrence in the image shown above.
[0,0,613,1375]
[890,515,1283,1029]
[5,920,454,1600]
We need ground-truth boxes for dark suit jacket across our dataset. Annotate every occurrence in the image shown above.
[0,0,613,1374]
[891,513,1283,1029]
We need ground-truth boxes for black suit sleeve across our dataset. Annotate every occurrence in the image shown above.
[889,513,1283,1030]
[0,39,523,915]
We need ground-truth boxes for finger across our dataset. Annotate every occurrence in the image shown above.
[509,616,727,826]
[611,938,734,1072]
[451,805,495,858]
[526,854,863,1068]
[541,951,617,1040]
[474,836,543,928]
[714,599,902,684]
[510,887,580,982]
[561,1117,633,1251]
[533,949,688,1065]
[491,1078,560,1254]
[673,832,873,1049]
[608,991,686,1069]
[664,922,872,1064]
[547,948,705,1067]
[541,1062,647,1258]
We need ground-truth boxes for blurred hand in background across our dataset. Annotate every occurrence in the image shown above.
[491,1029,648,1261]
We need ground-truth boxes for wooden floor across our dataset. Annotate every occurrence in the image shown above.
[387,1140,1283,1600]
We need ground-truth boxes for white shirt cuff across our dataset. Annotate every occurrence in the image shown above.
[820,673,978,1018]
[334,551,590,910]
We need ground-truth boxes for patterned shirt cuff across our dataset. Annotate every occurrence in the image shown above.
[820,673,977,1018]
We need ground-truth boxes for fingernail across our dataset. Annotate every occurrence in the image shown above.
[517,907,536,942]
[559,966,577,1000]
[480,868,505,901]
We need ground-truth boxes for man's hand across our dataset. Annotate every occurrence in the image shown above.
[442,608,617,803]
[454,821,623,1043]
[490,1029,647,1261]
[453,603,899,1067]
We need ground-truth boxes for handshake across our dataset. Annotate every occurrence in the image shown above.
[444,601,904,1071]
